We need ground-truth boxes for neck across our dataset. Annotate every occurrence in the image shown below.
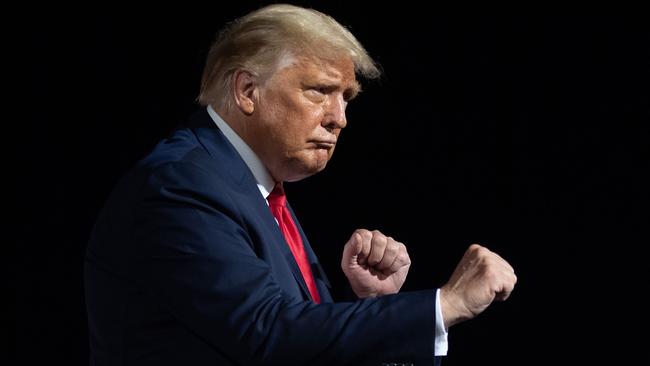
[212,104,282,184]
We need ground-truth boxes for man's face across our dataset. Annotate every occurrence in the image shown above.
[249,55,359,182]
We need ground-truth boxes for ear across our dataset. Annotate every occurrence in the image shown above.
[232,69,258,115]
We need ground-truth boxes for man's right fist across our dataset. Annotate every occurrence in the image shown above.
[341,229,411,298]
[440,244,517,329]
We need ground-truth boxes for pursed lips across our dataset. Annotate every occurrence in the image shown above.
[309,139,336,149]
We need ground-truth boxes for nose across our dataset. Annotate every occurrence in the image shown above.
[322,93,347,131]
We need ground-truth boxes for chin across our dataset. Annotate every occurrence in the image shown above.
[284,158,329,182]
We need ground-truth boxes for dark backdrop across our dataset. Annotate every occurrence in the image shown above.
[17,3,649,365]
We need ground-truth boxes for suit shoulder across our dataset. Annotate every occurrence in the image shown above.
[137,128,211,170]
[100,127,225,210]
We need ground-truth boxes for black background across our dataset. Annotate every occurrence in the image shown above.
[17,3,649,365]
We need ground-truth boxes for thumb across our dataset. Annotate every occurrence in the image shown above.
[342,232,363,268]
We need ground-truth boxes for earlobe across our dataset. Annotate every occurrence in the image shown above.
[240,98,255,115]
[233,69,257,115]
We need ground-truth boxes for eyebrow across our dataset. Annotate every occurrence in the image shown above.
[304,79,361,101]
[346,81,361,100]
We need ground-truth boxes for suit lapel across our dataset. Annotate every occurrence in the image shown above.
[243,193,313,301]
[187,108,313,301]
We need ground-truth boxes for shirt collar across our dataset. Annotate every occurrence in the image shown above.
[207,105,276,200]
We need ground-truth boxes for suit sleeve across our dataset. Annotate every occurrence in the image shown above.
[133,161,437,365]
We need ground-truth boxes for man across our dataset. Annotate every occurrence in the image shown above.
[85,4,517,365]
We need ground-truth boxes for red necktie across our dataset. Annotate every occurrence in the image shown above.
[267,184,321,303]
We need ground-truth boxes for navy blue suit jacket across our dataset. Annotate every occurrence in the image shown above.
[85,108,439,365]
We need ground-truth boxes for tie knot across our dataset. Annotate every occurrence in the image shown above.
[267,184,286,207]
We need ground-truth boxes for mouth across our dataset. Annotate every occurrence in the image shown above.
[310,140,336,149]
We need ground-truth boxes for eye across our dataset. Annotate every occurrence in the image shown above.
[305,86,330,101]
[311,86,330,95]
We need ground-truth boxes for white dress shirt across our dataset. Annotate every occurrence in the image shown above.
[207,105,448,356]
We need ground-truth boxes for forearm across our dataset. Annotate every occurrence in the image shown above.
[226,291,437,365]
[143,257,437,365]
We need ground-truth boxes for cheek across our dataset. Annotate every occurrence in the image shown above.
[265,93,325,148]
[284,105,323,139]
[296,105,324,132]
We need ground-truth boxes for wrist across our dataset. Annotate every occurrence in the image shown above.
[439,286,469,328]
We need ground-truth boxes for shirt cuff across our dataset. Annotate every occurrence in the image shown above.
[434,288,449,356]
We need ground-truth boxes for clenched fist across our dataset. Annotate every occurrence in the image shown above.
[440,244,517,328]
[341,229,411,298]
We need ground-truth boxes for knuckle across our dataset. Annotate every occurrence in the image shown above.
[400,256,412,267]
[397,251,410,264]
[373,236,388,248]
[475,246,493,261]
[357,229,372,240]
[356,228,369,235]
[469,243,482,252]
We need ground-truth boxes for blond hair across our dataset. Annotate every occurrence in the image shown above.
[197,4,380,110]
